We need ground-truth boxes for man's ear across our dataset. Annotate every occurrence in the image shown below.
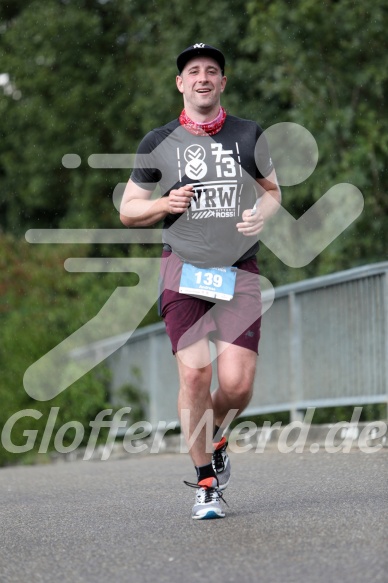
[176,75,184,94]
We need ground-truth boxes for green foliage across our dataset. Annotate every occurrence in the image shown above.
[243,0,388,281]
[1,0,386,272]
[0,233,157,465]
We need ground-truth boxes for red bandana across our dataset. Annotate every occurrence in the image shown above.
[179,107,227,136]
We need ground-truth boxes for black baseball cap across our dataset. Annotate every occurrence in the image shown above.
[177,43,225,75]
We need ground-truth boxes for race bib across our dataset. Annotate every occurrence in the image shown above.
[179,263,237,301]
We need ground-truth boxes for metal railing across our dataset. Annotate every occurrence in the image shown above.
[74,262,388,424]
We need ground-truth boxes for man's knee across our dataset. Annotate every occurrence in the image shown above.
[218,362,256,402]
[222,355,255,383]
[179,364,212,397]
[224,379,253,401]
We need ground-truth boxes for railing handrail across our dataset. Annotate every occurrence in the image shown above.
[70,261,388,361]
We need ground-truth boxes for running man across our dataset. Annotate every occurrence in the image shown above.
[120,43,281,519]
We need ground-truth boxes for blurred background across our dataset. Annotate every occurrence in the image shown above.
[1,0,387,465]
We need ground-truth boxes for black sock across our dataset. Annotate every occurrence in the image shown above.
[213,425,223,443]
[195,462,216,482]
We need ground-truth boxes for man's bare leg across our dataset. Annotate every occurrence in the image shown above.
[212,341,257,430]
[176,337,214,467]
[209,342,257,489]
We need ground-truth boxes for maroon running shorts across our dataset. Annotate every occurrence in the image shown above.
[159,250,262,354]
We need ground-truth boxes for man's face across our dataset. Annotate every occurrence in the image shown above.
[176,56,227,114]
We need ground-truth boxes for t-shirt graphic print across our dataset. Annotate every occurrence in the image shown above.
[131,115,273,267]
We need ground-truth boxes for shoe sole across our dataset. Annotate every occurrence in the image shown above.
[193,509,225,520]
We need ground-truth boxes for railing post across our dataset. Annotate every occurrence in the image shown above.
[289,291,304,423]
[149,333,159,428]
[383,271,388,421]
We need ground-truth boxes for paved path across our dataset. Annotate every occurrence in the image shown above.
[0,449,387,583]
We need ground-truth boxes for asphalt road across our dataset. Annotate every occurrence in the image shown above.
[0,449,387,583]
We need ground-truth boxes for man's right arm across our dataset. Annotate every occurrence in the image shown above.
[119,179,170,227]
[120,179,195,227]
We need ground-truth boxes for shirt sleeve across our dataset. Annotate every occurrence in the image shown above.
[255,124,274,179]
[130,131,162,191]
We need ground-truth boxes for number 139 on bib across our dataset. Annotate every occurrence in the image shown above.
[179,263,237,301]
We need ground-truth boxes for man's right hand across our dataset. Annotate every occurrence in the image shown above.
[167,184,195,214]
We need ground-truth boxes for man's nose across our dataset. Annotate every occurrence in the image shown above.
[197,71,210,83]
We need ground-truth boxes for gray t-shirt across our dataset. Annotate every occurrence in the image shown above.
[131,115,273,267]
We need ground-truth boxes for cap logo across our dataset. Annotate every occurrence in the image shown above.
[193,43,206,48]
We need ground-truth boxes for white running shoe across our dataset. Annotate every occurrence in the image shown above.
[184,477,226,520]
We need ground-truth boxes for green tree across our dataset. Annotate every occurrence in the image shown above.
[243,0,388,280]
[0,0,145,232]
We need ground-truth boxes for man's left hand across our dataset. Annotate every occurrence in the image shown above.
[236,208,264,236]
